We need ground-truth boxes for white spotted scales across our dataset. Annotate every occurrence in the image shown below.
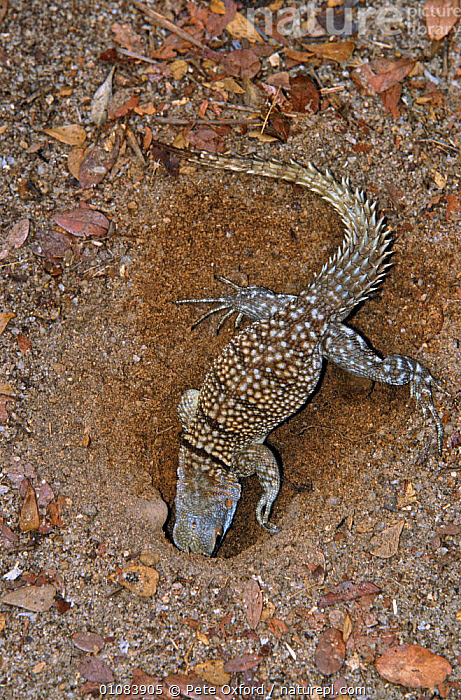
[162,146,444,556]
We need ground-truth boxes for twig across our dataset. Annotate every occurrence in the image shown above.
[127,127,146,166]
[118,48,160,65]
[131,0,208,51]
[152,117,261,125]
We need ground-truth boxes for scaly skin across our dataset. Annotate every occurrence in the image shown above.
[160,145,443,556]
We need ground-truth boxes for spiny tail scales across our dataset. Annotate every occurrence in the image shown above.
[158,144,392,322]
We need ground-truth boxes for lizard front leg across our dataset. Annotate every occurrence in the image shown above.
[233,444,281,533]
[321,322,444,451]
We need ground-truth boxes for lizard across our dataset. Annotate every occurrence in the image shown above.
[159,143,444,556]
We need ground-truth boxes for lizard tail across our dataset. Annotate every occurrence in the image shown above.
[156,145,392,322]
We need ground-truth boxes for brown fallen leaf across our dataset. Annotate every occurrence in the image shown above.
[425,0,460,41]
[376,643,452,688]
[287,40,355,63]
[188,128,225,154]
[266,617,289,639]
[17,333,32,355]
[319,580,381,607]
[108,94,140,120]
[46,494,68,528]
[1,584,56,612]
[223,48,261,78]
[72,631,105,653]
[31,229,72,262]
[78,657,114,684]
[0,311,15,335]
[352,58,415,95]
[111,21,144,53]
[380,83,402,119]
[78,137,120,188]
[43,124,86,146]
[315,627,346,675]
[290,74,320,113]
[223,653,263,672]
[19,483,40,532]
[193,660,230,686]
[369,520,405,558]
[165,673,230,700]
[111,563,159,596]
[0,218,30,260]
[0,0,8,23]
[67,147,86,180]
[243,578,263,629]
[54,208,110,238]
[225,10,262,43]
[0,516,19,544]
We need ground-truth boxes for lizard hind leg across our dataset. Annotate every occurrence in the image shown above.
[233,444,281,534]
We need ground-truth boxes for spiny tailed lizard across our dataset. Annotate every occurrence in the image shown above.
[161,145,443,556]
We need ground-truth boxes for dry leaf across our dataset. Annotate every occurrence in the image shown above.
[165,673,229,700]
[380,83,402,118]
[67,147,85,180]
[214,77,246,94]
[17,333,32,355]
[247,131,278,143]
[72,632,105,653]
[31,229,72,262]
[225,11,262,43]
[111,22,144,53]
[169,59,189,80]
[243,578,263,629]
[91,67,115,127]
[376,643,452,688]
[43,124,86,146]
[19,484,40,532]
[47,494,67,527]
[352,58,415,95]
[288,40,354,62]
[425,0,460,40]
[223,654,263,672]
[0,218,30,259]
[432,170,447,189]
[314,628,346,675]
[319,581,381,607]
[369,520,405,558]
[108,94,140,119]
[1,584,56,612]
[111,563,159,596]
[54,208,110,238]
[194,660,230,686]
[78,657,114,684]
[266,617,289,639]
[223,48,261,79]
[0,516,18,544]
[0,312,15,335]
[342,611,353,642]
[78,137,120,188]
[290,74,320,113]
[188,128,225,154]
[0,0,8,23]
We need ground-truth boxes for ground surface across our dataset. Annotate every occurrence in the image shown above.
[0,0,460,698]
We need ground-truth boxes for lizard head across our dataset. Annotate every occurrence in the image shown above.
[173,449,241,556]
